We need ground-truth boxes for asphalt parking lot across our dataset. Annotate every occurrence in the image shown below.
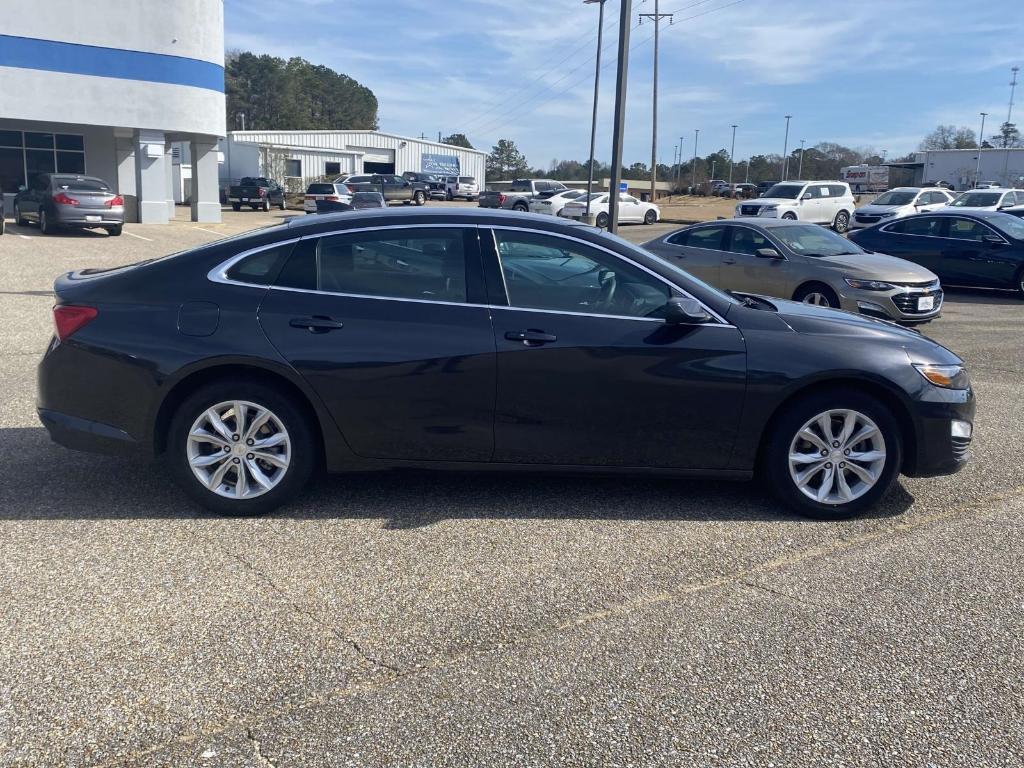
[1,206,1022,767]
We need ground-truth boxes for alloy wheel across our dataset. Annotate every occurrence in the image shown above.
[802,292,833,307]
[186,400,291,499]
[788,408,886,505]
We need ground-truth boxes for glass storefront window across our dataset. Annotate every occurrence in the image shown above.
[0,131,86,191]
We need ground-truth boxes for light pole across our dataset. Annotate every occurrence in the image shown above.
[711,159,716,182]
[797,139,805,179]
[728,124,738,188]
[691,129,699,192]
[584,0,606,219]
[975,112,988,188]
[672,143,679,192]
[1004,66,1019,183]
[677,134,684,191]
[781,115,792,180]
[607,0,632,232]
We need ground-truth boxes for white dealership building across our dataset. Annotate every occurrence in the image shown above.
[889,148,1024,191]
[0,0,225,223]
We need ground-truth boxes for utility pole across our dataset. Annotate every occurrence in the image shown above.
[728,124,738,188]
[797,139,805,179]
[584,0,606,219]
[691,129,699,192]
[1003,66,1019,183]
[976,112,988,188]
[677,134,684,191]
[672,143,679,192]
[640,2,672,203]
[239,112,246,131]
[781,115,792,180]
[607,0,632,233]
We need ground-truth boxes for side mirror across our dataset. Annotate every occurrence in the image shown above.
[801,192,813,200]
[755,247,783,259]
[17,185,27,192]
[664,297,712,325]
[982,234,1004,246]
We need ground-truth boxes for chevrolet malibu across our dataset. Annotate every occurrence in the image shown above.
[38,209,974,519]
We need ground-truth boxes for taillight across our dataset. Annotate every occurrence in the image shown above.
[498,194,506,204]
[53,192,78,206]
[325,195,339,201]
[106,195,124,208]
[258,188,267,197]
[53,305,98,342]
[304,195,314,200]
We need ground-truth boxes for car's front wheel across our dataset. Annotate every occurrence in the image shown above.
[764,389,902,519]
[595,212,610,228]
[781,212,797,220]
[39,209,55,235]
[413,190,426,206]
[167,380,316,516]
[794,282,839,308]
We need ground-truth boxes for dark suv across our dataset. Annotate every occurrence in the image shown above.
[402,172,447,200]
[14,174,124,236]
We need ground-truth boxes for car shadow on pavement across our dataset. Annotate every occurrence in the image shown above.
[5,223,112,238]
[0,427,914,525]
[943,286,1023,305]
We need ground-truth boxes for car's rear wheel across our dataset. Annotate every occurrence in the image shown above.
[833,210,851,233]
[764,389,902,519]
[279,199,287,210]
[513,202,528,212]
[167,380,316,516]
[595,212,610,228]
[1016,267,1024,298]
[39,209,55,235]
[232,203,241,212]
[644,209,657,224]
[794,282,839,308]
[108,224,123,236]
[262,198,271,212]
[14,204,27,226]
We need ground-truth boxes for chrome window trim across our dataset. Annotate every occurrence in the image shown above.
[207,222,736,327]
[661,222,789,261]
[487,224,733,326]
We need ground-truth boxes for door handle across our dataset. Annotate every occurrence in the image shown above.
[722,258,737,265]
[290,316,344,333]
[505,329,557,346]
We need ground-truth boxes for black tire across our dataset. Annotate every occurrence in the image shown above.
[644,209,657,225]
[14,204,27,226]
[167,379,317,516]
[262,197,271,212]
[108,224,123,237]
[446,190,453,201]
[762,388,902,519]
[793,282,840,308]
[781,212,798,220]
[513,202,529,212]
[833,210,851,233]
[232,203,241,212]
[0,216,4,236]
[413,191,426,206]
[279,199,287,210]
[39,208,54,235]
[595,212,610,229]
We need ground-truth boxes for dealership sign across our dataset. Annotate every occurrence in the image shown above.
[422,153,460,175]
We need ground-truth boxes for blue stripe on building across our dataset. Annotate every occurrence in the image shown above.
[0,35,224,92]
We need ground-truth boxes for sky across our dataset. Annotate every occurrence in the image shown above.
[224,0,1023,169]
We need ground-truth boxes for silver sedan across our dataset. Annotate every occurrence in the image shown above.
[643,219,943,324]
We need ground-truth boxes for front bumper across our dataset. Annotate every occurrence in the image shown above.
[904,387,976,477]
[840,283,944,324]
[734,206,783,219]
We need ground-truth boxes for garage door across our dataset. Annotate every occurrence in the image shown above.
[347,146,395,166]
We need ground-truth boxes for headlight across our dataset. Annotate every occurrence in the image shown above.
[845,277,895,291]
[762,205,778,211]
[735,204,742,212]
[913,363,970,389]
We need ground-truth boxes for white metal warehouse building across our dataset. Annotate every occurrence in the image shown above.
[890,147,1024,190]
[214,131,487,191]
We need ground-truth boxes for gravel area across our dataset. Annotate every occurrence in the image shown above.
[0,206,1021,767]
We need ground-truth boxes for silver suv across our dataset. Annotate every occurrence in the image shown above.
[734,181,857,233]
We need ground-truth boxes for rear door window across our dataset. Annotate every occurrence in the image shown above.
[885,216,944,236]
[671,225,725,250]
[226,243,296,285]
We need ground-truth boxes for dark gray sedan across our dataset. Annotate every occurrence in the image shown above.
[14,174,123,236]
[643,219,942,324]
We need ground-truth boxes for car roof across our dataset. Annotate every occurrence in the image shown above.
[281,206,597,232]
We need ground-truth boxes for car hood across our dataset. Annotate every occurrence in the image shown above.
[744,197,796,206]
[766,299,962,363]
[813,251,938,283]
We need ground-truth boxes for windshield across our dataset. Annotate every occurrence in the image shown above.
[990,214,1024,240]
[763,184,803,199]
[771,225,865,257]
[872,190,916,206]
[950,192,1001,207]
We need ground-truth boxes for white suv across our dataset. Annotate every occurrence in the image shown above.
[735,181,857,232]
[445,176,479,201]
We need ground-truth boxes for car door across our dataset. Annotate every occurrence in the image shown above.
[653,224,727,285]
[720,225,792,297]
[27,174,49,220]
[940,216,1018,287]
[620,194,644,222]
[871,216,946,277]
[484,226,747,469]
[807,184,831,223]
[257,226,497,461]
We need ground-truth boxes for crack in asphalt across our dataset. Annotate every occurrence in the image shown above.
[93,484,1024,768]
[246,727,277,768]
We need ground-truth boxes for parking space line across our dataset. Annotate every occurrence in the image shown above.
[123,231,154,242]
[19,234,31,240]
[194,227,224,236]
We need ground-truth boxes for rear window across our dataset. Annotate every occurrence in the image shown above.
[345,175,373,184]
[306,183,336,194]
[239,177,269,186]
[53,176,109,192]
[459,177,474,184]
[225,243,295,285]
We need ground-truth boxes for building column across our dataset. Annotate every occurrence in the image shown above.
[135,130,168,224]
[113,128,138,223]
[190,138,221,223]
[165,145,176,219]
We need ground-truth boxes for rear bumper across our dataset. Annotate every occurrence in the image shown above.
[38,408,139,456]
[55,209,123,226]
